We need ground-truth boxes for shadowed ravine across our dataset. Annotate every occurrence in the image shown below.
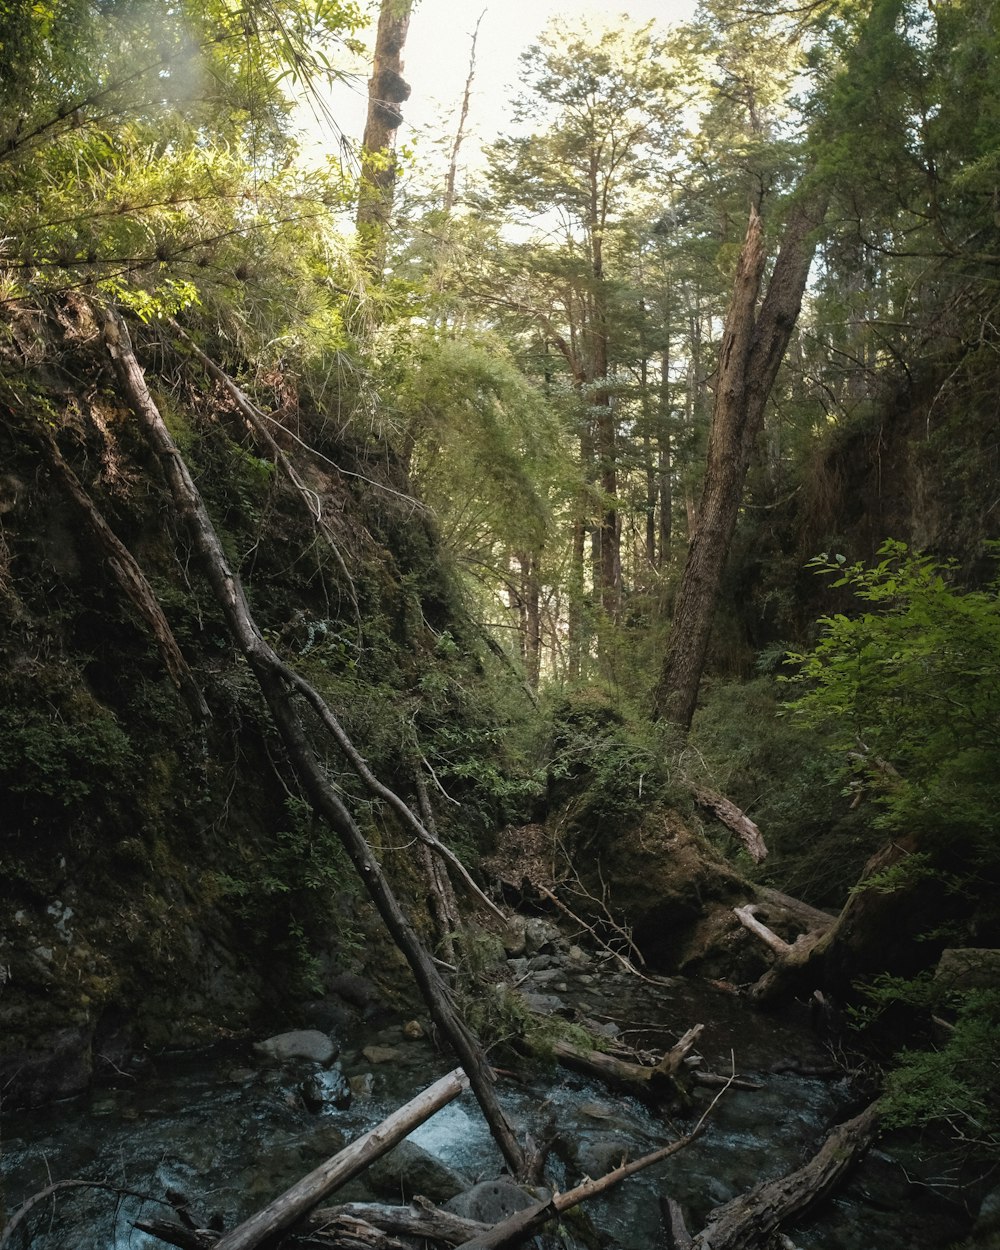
[3,963,969,1250]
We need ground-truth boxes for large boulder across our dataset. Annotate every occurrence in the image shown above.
[253,1029,337,1065]
[368,1140,473,1204]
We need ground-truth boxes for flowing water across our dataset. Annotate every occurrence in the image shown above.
[1,965,973,1249]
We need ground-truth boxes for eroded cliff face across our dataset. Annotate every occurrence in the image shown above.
[0,300,516,1107]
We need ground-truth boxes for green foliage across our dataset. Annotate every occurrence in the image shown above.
[854,974,1000,1157]
[783,541,1000,872]
[689,676,876,903]
[547,688,686,838]
[0,685,134,826]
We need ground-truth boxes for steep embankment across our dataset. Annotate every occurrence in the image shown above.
[0,298,526,1107]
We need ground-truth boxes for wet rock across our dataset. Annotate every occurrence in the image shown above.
[361,1044,400,1064]
[524,918,563,956]
[301,1068,351,1112]
[0,1024,94,1107]
[300,997,353,1032]
[348,1072,375,1098]
[502,916,528,958]
[446,1178,550,1223]
[368,1140,473,1203]
[328,972,378,1008]
[254,1030,337,1065]
[519,991,565,1016]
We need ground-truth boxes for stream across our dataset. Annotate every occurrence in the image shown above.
[2,956,974,1249]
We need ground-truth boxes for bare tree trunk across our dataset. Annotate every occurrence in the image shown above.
[212,1070,469,1250]
[653,193,827,729]
[356,0,413,275]
[443,10,485,215]
[684,1101,880,1249]
[98,304,526,1181]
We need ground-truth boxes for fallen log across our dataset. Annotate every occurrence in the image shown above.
[451,1082,730,1250]
[306,1199,490,1246]
[100,303,525,1181]
[692,787,767,862]
[208,1068,468,1250]
[678,1100,881,1250]
[544,1025,703,1107]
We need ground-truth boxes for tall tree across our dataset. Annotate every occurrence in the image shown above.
[356,0,413,275]
[485,19,683,639]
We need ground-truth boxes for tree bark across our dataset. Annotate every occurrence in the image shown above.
[211,1069,469,1250]
[692,787,767,862]
[686,1101,880,1249]
[653,193,827,730]
[98,304,526,1181]
[356,0,413,275]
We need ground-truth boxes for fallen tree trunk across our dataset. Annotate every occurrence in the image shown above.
[306,1200,490,1247]
[452,1088,729,1250]
[211,1068,468,1250]
[673,1100,880,1250]
[692,788,767,863]
[98,303,526,1184]
[545,1025,703,1107]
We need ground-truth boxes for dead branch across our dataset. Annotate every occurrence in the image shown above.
[1,1180,168,1250]
[542,1025,704,1108]
[685,1100,881,1249]
[99,302,526,1181]
[306,1199,490,1247]
[210,1068,469,1250]
[693,787,767,863]
[39,425,210,723]
[532,882,647,979]
[452,1076,733,1250]
[167,319,359,624]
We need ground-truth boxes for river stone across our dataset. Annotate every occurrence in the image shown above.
[301,1068,351,1112]
[349,1072,375,1098]
[502,916,528,957]
[368,1140,473,1203]
[362,1043,401,1063]
[524,917,562,956]
[402,1018,424,1039]
[445,1178,550,1223]
[253,1029,337,1065]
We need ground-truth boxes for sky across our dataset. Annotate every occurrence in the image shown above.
[304,0,699,166]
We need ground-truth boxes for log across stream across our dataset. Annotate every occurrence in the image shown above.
[2,966,970,1250]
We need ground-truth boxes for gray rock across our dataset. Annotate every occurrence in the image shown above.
[301,1068,351,1112]
[935,948,1000,991]
[361,1044,401,1064]
[519,991,565,1016]
[523,918,561,956]
[254,1029,337,1065]
[446,1178,550,1223]
[368,1140,473,1203]
[348,1072,375,1099]
[502,917,528,958]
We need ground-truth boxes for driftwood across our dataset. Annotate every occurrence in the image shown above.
[545,1025,703,1107]
[451,1082,731,1250]
[692,787,768,862]
[306,1199,490,1247]
[671,1100,880,1250]
[99,303,526,1184]
[210,1068,469,1250]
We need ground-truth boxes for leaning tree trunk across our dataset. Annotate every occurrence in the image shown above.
[356,0,413,275]
[97,304,526,1179]
[652,193,827,730]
